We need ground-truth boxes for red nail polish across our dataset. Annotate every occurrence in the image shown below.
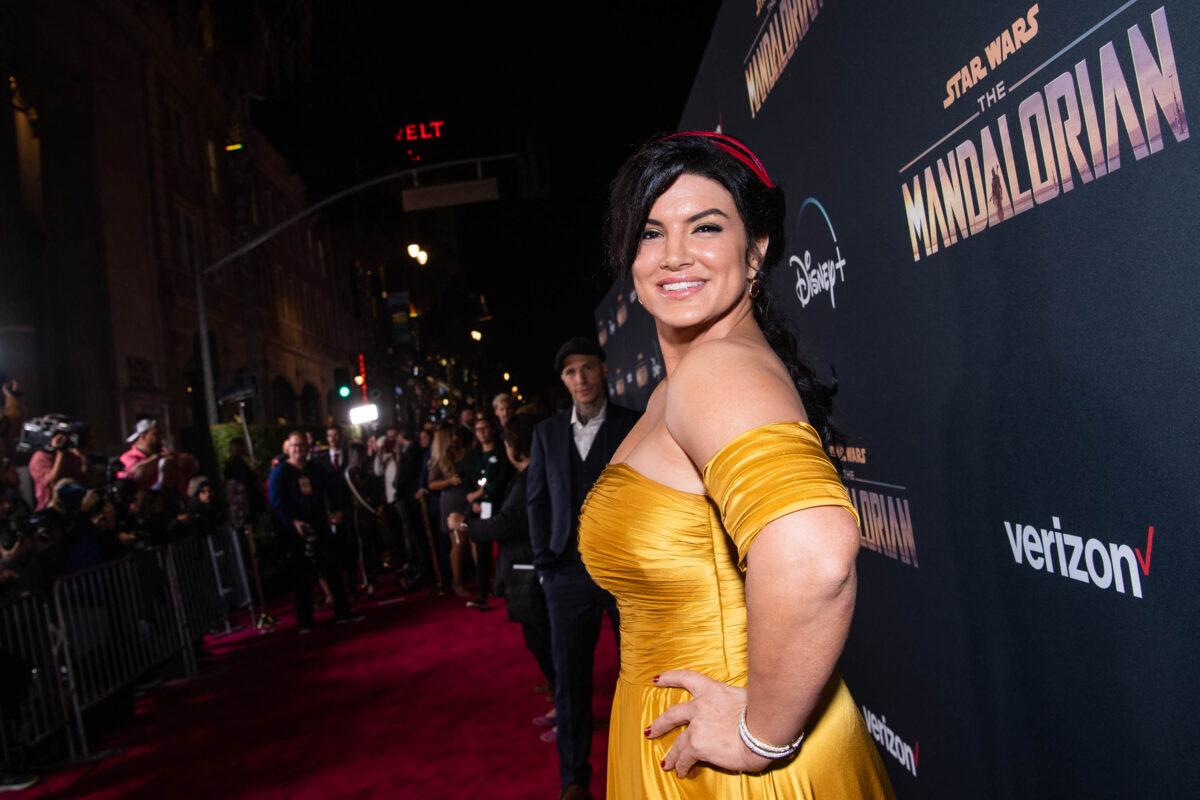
[643,727,651,737]
[660,759,666,769]
[652,674,660,683]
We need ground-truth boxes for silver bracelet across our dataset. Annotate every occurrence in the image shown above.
[737,706,805,760]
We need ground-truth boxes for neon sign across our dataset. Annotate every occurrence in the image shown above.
[394,121,445,142]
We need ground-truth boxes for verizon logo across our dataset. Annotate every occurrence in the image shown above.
[861,705,918,777]
[1003,517,1153,599]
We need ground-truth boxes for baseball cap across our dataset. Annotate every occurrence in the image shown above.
[126,418,158,444]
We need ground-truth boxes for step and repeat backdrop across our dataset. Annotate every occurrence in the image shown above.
[596,1,1198,797]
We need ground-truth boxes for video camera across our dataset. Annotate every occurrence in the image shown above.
[0,512,54,551]
[17,414,88,454]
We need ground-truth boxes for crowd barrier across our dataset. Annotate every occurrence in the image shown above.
[0,525,254,764]
[0,594,70,766]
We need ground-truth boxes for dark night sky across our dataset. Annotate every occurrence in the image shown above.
[251,1,722,402]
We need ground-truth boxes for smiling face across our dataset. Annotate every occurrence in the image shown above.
[284,433,310,465]
[631,173,767,333]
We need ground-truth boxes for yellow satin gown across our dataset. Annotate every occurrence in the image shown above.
[578,421,894,799]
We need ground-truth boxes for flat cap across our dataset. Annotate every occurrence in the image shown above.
[554,336,605,374]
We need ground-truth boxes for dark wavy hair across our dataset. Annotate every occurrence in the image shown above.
[501,407,545,461]
[604,133,841,449]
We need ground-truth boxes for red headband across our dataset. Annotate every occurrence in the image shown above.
[662,130,775,189]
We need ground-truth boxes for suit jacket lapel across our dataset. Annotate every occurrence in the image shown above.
[556,409,572,468]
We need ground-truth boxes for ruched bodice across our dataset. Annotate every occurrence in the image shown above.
[578,421,894,799]
[581,461,747,687]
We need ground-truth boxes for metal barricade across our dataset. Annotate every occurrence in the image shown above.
[206,525,255,630]
[5,527,262,759]
[52,550,187,756]
[164,535,224,659]
[0,594,71,766]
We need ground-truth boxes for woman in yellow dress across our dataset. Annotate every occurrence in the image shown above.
[578,132,894,798]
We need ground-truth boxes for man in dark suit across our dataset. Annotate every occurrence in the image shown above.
[527,336,640,800]
[315,426,354,591]
[318,425,350,477]
[393,424,429,584]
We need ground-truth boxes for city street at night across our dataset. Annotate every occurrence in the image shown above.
[2,1,1197,798]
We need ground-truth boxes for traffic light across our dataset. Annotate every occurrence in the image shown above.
[334,367,352,399]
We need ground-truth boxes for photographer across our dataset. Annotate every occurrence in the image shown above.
[138,455,196,546]
[0,376,26,462]
[118,418,199,492]
[28,430,87,511]
[0,460,31,523]
[106,479,152,551]
[268,431,363,632]
[0,515,47,601]
[0,474,68,595]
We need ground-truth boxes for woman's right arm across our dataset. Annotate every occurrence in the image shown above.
[655,339,859,776]
[427,464,455,491]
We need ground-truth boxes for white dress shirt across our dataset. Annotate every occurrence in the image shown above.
[570,399,607,461]
[372,447,398,504]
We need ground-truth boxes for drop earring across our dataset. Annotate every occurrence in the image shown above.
[748,267,762,299]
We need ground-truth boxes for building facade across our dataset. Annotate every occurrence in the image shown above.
[1,0,359,455]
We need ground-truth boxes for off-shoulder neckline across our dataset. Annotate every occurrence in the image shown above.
[604,420,818,500]
[701,420,818,475]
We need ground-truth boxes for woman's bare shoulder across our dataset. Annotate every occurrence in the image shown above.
[664,339,807,470]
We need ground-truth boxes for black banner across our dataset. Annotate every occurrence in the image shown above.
[595,2,1200,797]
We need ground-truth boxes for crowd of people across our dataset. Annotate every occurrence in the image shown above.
[0,384,221,604]
[264,394,547,626]
[251,337,632,800]
[0,128,901,799]
[0,330,643,800]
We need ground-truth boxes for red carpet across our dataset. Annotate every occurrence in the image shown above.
[26,586,617,799]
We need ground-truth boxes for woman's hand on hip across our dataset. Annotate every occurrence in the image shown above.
[647,669,774,778]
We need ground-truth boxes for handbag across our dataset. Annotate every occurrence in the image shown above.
[502,563,546,623]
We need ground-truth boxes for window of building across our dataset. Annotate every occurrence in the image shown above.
[300,384,321,425]
[9,76,42,216]
[170,104,191,165]
[126,357,157,391]
[173,205,200,273]
[271,377,295,424]
[206,139,220,195]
